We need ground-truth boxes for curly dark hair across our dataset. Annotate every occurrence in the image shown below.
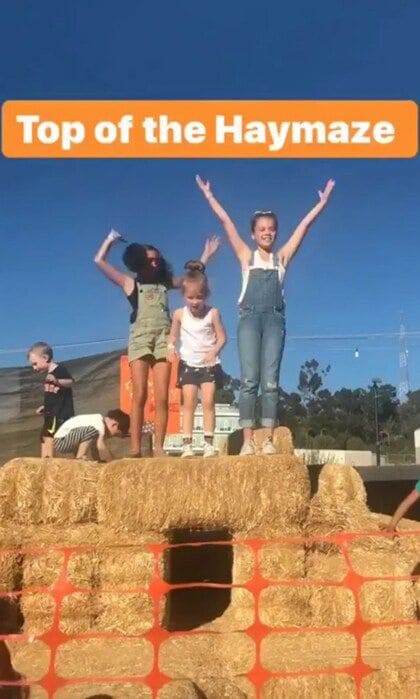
[122,244,173,287]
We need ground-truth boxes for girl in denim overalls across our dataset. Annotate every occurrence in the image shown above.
[94,230,219,457]
[197,175,335,455]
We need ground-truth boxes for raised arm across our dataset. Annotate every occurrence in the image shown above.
[196,175,250,265]
[94,229,134,295]
[386,488,419,532]
[172,236,222,288]
[279,179,335,268]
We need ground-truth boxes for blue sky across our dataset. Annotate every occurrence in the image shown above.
[0,0,419,394]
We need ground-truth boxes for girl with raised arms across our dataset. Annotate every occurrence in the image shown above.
[196,175,335,455]
[94,232,219,457]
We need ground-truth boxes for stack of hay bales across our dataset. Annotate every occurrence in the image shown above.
[0,446,310,698]
[0,445,419,698]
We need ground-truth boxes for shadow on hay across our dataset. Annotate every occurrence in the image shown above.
[162,528,233,632]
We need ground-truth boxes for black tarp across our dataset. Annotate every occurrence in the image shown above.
[0,350,126,465]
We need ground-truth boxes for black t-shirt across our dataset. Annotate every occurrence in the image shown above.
[43,364,74,422]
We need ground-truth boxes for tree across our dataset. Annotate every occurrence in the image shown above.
[298,359,331,405]
[215,372,241,405]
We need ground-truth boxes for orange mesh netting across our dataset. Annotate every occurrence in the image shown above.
[0,529,418,698]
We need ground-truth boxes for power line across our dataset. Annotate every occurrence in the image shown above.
[2,329,420,356]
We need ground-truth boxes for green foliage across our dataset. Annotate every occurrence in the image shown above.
[222,357,417,460]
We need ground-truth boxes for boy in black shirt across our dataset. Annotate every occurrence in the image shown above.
[28,341,74,457]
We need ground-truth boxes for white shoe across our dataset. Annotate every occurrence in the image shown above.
[203,442,216,458]
[240,439,256,456]
[181,443,194,458]
[261,438,276,455]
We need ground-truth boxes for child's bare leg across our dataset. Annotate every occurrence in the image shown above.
[182,384,198,442]
[201,382,216,438]
[76,440,92,460]
[152,360,171,456]
[243,427,254,443]
[41,436,53,458]
[130,358,149,454]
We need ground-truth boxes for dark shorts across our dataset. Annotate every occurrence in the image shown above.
[177,361,224,389]
[40,415,65,441]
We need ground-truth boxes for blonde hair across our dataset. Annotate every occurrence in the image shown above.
[181,269,210,299]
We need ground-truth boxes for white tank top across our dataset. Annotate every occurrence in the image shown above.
[238,249,286,304]
[180,306,220,367]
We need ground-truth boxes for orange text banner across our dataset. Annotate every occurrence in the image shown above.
[2,100,418,158]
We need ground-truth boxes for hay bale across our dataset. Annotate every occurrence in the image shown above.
[40,460,98,524]
[306,464,376,535]
[259,586,311,627]
[304,545,347,582]
[258,543,305,580]
[21,524,100,547]
[261,631,356,671]
[67,546,155,590]
[0,461,18,522]
[157,680,203,699]
[259,585,354,628]
[200,677,255,698]
[361,626,419,669]
[359,580,417,623]
[157,678,251,698]
[28,688,48,699]
[348,536,416,577]
[196,588,254,632]
[5,639,50,682]
[98,456,310,535]
[309,586,355,627]
[60,591,154,634]
[54,683,152,698]
[159,633,255,678]
[261,674,356,698]
[55,638,154,678]
[21,592,55,635]
[23,551,64,587]
[361,667,418,698]
[0,551,21,591]
[231,544,255,584]
[0,458,100,525]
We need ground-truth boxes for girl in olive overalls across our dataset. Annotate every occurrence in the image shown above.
[197,175,335,456]
[95,230,219,456]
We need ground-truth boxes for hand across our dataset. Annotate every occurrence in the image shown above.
[318,179,335,205]
[45,373,58,385]
[107,228,123,244]
[36,405,44,415]
[167,344,179,362]
[204,235,221,259]
[203,350,217,366]
[196,174,212,199]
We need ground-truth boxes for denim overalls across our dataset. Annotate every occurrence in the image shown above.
[237,251,286,428]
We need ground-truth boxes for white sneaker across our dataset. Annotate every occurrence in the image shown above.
[181,443,194,458]
[240,439,256,456]
[203,442,216,458]
[261,438,276,455]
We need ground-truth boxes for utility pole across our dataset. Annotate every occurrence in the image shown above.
[372,379,381,467]
[398,312,410,403]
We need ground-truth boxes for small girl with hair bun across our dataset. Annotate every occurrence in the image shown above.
[168,263,226,458]
[94,232,219,457]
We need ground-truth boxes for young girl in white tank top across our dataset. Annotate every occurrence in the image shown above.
[167,267,226,458]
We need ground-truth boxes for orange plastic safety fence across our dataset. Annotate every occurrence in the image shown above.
[0,529,418,698]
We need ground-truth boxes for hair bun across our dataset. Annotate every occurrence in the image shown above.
[184,259,205,272]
